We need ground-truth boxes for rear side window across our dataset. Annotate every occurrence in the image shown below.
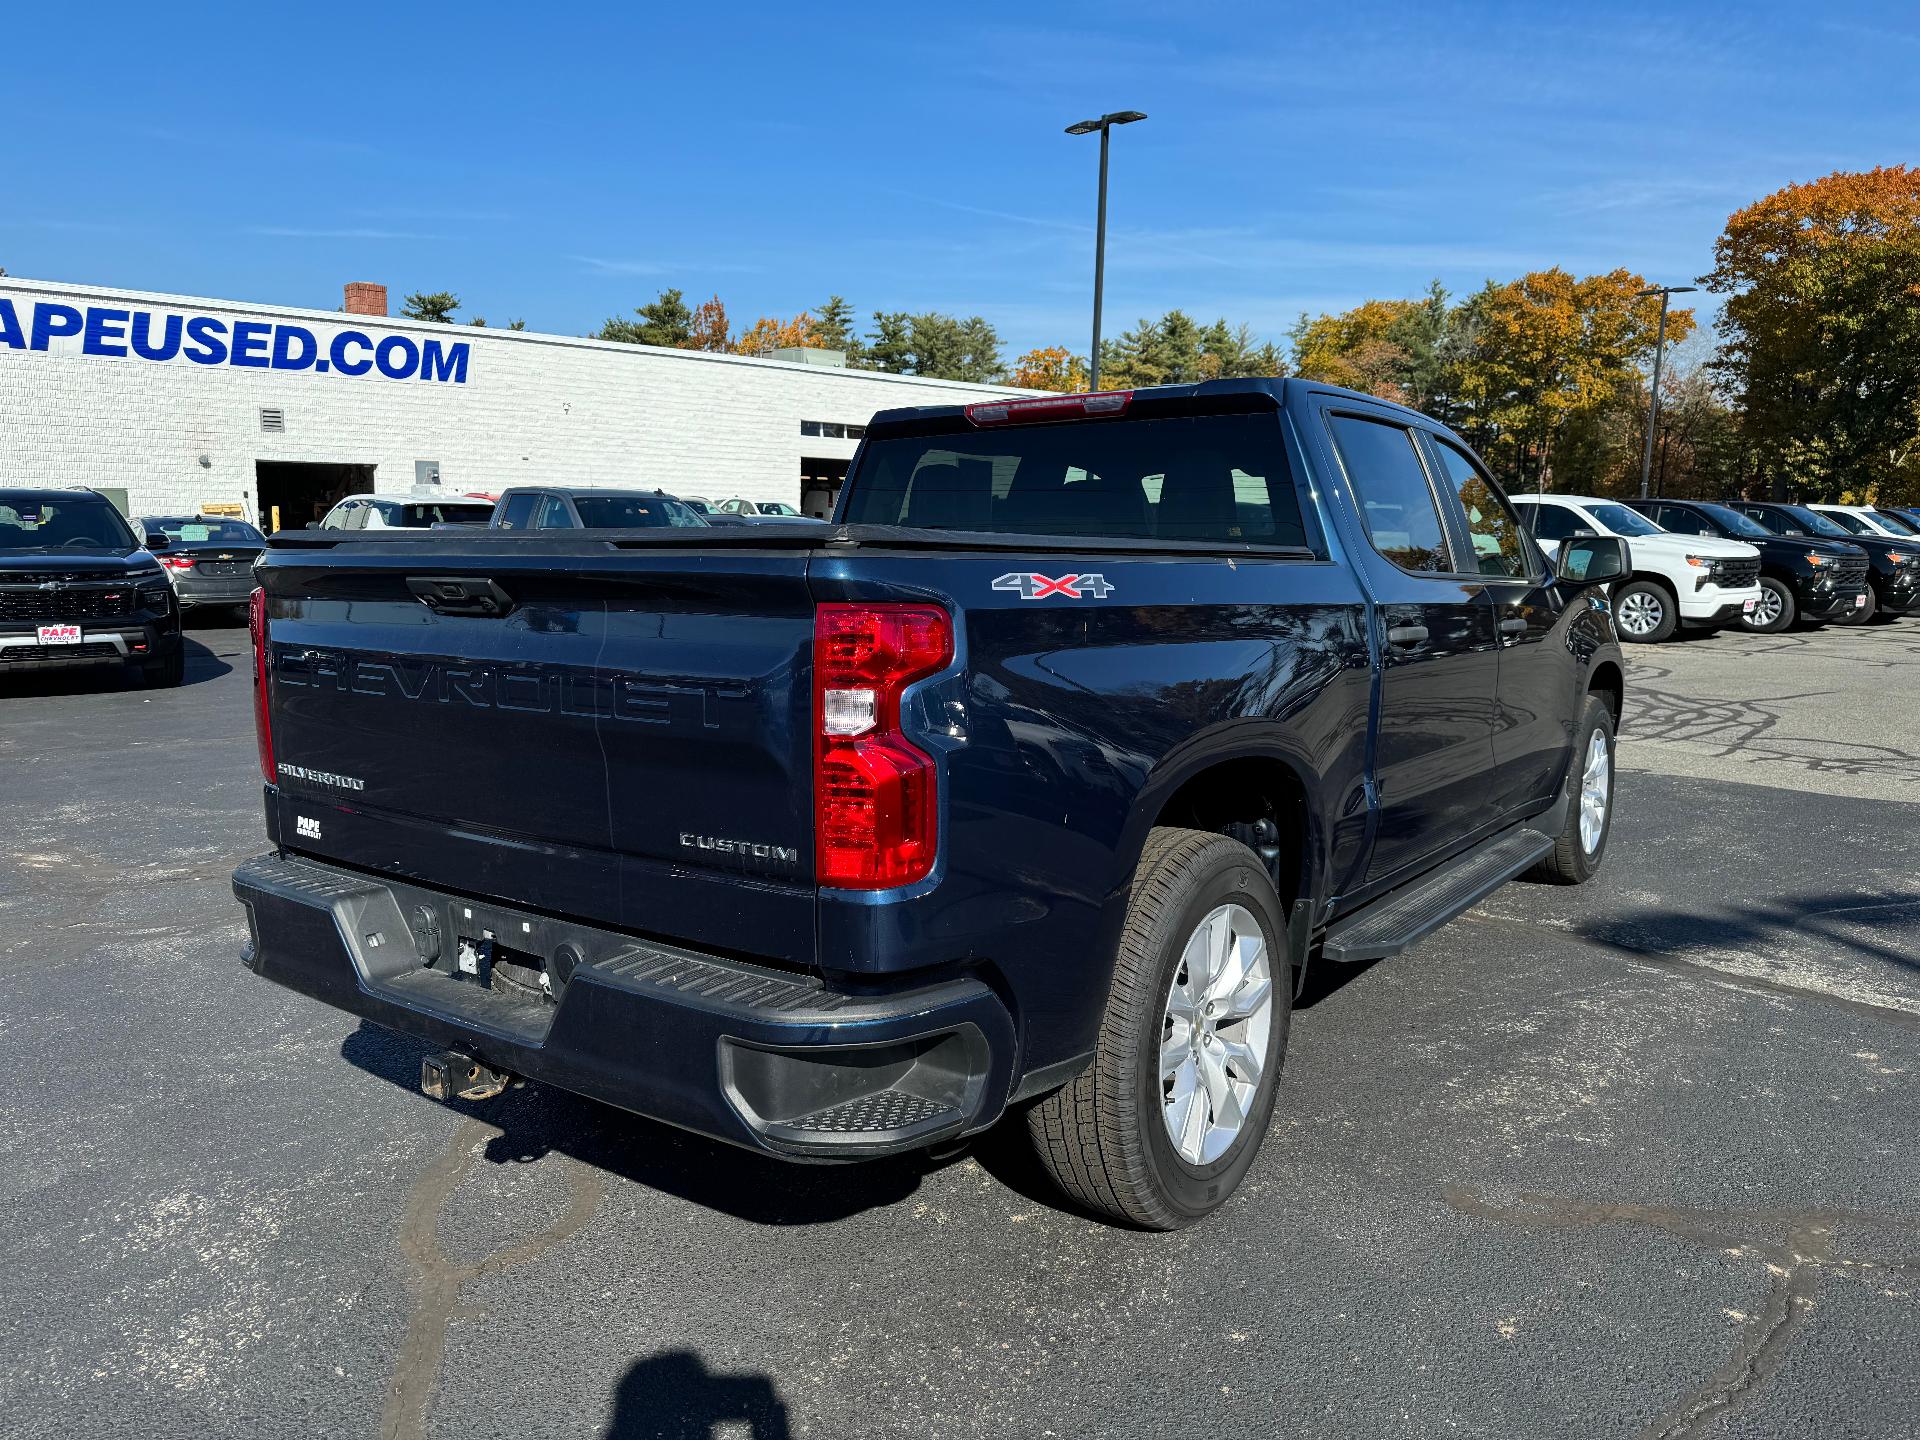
[1516,501,1580,541]
[534,496,579,529]
[1327,416,1450,573]
[841,413,1306,548]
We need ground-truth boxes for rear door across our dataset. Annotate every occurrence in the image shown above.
[1315,406,1501,883]
[1421,434,1570,818]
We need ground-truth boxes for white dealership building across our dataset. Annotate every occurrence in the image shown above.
[0,276,1020,529]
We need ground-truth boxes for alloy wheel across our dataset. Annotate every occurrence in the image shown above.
[1161,904,1274,1166]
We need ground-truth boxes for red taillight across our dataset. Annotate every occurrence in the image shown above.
[964,390,1132,427]
[249,587,274,786]
[814,603,952,889]
[157,553,196,569]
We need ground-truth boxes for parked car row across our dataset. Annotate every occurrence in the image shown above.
[1508,493,1920,642]
[309,489,827,533]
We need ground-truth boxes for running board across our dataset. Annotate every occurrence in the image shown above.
[1323,827,1555,964]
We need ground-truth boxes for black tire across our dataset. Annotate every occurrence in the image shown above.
[141,646,186,688]
[1833,586,1878,625]
[1743,577,1796,633]
[1027,828,1292,1229]
[1611,578,1678,643]
[1528,694,1616,885]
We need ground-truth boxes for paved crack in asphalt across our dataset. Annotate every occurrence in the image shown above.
[1443,1186,1920,1440]
[380,1116,607,1440]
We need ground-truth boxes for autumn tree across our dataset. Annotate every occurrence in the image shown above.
[1450,268,1691,491]
[732,313,818,357]
[687,295,732,352]
[1011,346,1089,392]
[401,291,460,323]
[1706,165,1920,503]
[1290,284,1464,419]
[599,288,694,347]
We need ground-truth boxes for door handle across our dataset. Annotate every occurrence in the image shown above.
[1385,624,1429,648]
[1498,617,1529,636]
[407,576,515,617]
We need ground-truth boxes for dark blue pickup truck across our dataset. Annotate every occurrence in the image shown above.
[233,378,1628,1228]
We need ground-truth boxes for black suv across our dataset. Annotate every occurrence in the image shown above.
[0,489,183,685]
[1726,501,1920,624]
[1625,499,1868,631]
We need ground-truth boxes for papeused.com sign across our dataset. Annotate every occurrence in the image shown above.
[0,298,472,385]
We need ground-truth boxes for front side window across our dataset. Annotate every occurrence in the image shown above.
[1697,503,1771,539]
[1328,416,1449,573]
[1655,505,1712,536]
[1583,502,1663,538]
[1427,438,1530,577]
[534,496,579,529]
[1813,508,1872,536]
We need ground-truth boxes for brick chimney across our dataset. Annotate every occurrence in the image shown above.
[343,282,388,317]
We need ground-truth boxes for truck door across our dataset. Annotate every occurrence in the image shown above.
[1318,409,1501,883]
[1421,433,1572,819]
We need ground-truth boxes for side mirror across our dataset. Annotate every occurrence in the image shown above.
[144,532,169,548]
[1555,534,1629,587]
[304,521,322,530]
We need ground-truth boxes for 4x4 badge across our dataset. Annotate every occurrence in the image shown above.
[992,572,1114,600]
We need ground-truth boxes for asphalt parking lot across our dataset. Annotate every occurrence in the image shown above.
[3,618,1917,1440]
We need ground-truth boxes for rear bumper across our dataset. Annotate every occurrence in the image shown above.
[172,576,255,607]
[232,851,1016,1160]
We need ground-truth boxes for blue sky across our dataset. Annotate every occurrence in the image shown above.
[4,1,1916,359]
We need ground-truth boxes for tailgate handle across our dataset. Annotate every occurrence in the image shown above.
[407,576,515,618]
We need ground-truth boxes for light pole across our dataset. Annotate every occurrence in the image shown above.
[1636,284,1697,499]
[1066,110,1147,391]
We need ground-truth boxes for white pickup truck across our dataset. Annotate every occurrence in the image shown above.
[1510,494,1762,643]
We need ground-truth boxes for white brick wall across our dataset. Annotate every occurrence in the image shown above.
[0,276,1027,520]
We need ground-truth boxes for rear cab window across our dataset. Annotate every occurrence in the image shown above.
[840,410,1308,549]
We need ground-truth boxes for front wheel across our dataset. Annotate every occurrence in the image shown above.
[1027,828,1291,1229]
[1832,587,1878,625]
[1743,577,1796,633]
[1611,579,1677,643]
[1528,694,1616,884]
[140,646,186,688]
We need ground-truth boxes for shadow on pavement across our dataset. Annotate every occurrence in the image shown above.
[604,1350,791,1439]
[340,1022,941,1225]
[1578,889,1920,975]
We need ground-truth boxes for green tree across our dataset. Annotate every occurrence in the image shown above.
[599,288,694,347]
[812,295,862,364]
[1706,165,1920,503]
[1102,310,1283,387]
[866,311,914,373]
[401,290,460,323]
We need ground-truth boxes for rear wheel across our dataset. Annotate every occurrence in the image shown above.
[1528,694,1616,885]
[1027,828,1291,1229]
[1743,577,1795,633]
[1612,579,1677,643]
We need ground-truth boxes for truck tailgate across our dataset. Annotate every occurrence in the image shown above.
[260,542,817,964]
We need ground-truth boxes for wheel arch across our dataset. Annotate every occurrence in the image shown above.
[1122,731,1328,918]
